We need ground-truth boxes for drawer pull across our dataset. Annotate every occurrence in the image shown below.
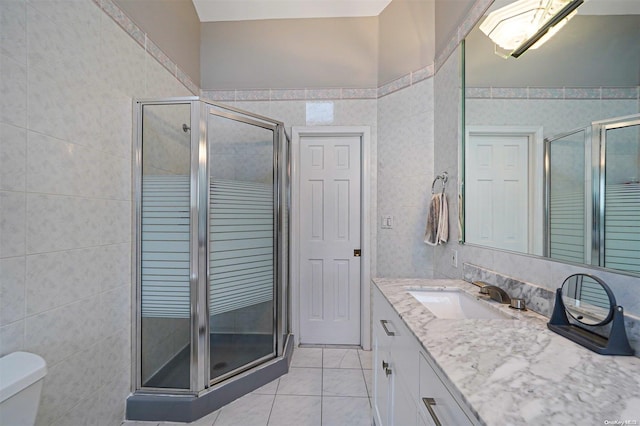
[380,319,395,336]
[422,398,442,426]
[381,361,392,377]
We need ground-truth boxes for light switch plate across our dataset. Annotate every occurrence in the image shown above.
[381,215,393,229]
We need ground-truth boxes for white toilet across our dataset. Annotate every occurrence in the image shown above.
[0,352,47,426]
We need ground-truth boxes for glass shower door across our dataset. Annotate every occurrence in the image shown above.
[139,103,193,389]
[601,118,640,273]
[206,107,277,383]
[546,129,589,263]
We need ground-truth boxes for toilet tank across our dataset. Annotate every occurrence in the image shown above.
[0,352,47,426]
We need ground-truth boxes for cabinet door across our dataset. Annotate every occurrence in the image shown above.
[419,353,474,426]
[373,286,396,426]
[373,343,392,426]
[394,377,417,426]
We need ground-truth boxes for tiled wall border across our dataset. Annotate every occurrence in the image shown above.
[92,0,200,95]
[466,86,640,100]
[463,263,640,356]
[201,87,379,102]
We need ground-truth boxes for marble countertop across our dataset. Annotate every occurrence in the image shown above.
[373,278,640,425]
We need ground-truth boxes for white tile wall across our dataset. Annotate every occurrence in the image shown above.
[0,123,27,191]
[0,2,193,426]
[377,78,436,278]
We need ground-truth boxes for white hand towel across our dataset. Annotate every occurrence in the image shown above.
[437,193,448,244]
[425,193,449,246]
[424,194,440,246]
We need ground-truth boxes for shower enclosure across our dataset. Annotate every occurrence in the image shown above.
[128,98,291,422]
[545,114,640,274]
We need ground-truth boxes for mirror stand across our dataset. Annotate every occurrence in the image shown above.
[548,289,634,356]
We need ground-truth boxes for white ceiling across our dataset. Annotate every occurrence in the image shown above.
[192,0,394,22]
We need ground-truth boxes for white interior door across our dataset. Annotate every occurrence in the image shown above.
[298,135,361,345]
[466,133,529,252]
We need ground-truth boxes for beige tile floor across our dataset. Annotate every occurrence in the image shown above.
[123,347,373,426]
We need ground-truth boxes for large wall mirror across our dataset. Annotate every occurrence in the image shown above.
[462,0,640,275]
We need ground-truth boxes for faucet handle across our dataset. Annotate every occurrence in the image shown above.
[473,281,491,294]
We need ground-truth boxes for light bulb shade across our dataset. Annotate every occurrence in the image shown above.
[480,0,584,57]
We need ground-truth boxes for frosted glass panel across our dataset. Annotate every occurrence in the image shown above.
[603,124,640,273]
[548,130,586,264]
[207,110,275,382]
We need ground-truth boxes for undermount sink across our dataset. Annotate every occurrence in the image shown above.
[408,288,514,320]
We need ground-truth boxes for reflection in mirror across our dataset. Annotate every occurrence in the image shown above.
[462,1,640,275]
[602,122,640,274]
[546,129,587,264]
[561,274,612,326]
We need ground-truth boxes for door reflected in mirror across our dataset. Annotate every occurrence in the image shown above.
[462,2,640,276]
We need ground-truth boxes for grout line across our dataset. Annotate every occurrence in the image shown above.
[265,384,278,426]
[320,348,324,426]
[22,0,30,357]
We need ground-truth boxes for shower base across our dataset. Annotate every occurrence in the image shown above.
[127,333,293,423]
[144,333,274,389]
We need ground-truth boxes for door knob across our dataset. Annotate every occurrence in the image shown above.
[354,249,361,257]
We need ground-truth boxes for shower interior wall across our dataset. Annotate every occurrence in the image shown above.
[0,1,194,425]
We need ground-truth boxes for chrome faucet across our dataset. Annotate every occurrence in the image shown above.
[474,282,512,304]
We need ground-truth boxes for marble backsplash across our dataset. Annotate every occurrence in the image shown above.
[462,263,640,357]
[463,263,556,316]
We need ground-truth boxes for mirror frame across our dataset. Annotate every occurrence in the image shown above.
[561,273,615,327]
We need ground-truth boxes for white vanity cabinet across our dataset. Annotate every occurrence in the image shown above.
[373,285,479,426]
[373,283,418,426]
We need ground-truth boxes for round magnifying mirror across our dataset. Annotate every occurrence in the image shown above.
[560,274,615,326]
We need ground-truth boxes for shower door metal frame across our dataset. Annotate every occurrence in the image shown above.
[593,114,640,268]
[204,103,283,387]
[133,97,203,395]
[133,97,288,396]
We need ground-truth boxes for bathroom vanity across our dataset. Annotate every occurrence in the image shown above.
[372,278,640,425]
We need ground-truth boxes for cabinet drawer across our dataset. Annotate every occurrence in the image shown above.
[419,353,474,426]
[373,286,420,394]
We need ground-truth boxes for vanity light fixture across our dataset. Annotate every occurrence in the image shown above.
[480,0,584,58]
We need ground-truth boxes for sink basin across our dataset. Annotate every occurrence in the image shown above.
[408,289,514,320]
